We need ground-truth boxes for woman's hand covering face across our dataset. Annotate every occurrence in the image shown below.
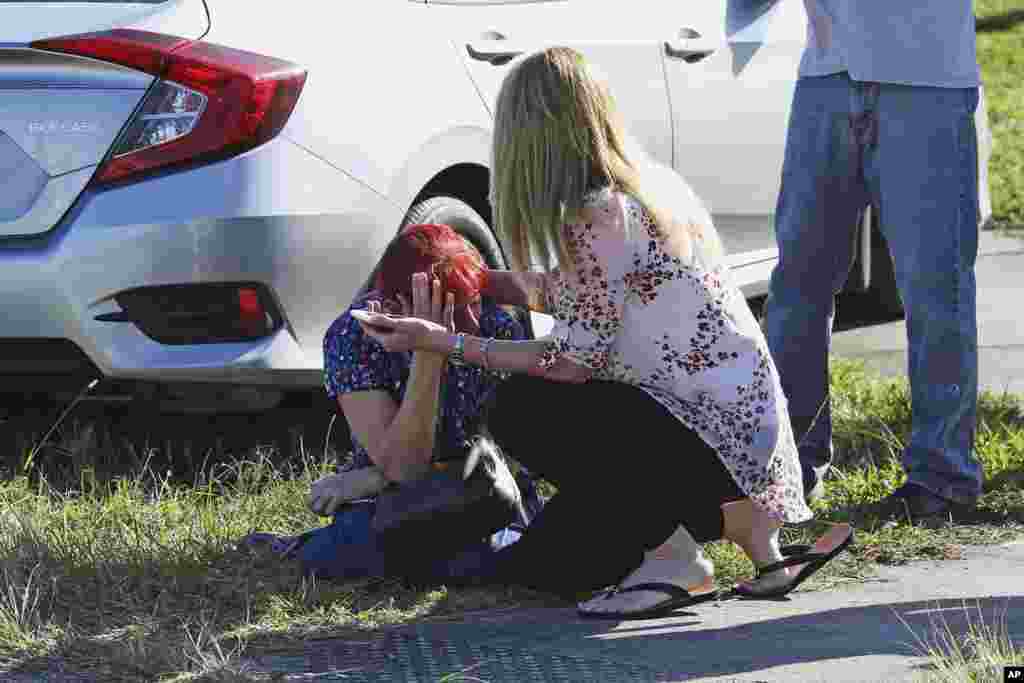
[356,272,457,354]
[395,272,455,332]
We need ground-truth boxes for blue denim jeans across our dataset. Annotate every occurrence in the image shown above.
[295,501,521,583]
[763,72,983,504]
[296,473,542,584]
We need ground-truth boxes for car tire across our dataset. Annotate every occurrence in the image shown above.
[401,195,507,269]
[354,196,507,300]
[400,195,538,339]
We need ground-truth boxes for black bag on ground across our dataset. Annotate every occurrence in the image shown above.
[371,435,527,558]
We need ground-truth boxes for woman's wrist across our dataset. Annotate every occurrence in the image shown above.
[424,327,457,356]
[410,349,447,369]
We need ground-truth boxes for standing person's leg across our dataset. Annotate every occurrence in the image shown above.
[861,84,982,517]
[762,73,871,498]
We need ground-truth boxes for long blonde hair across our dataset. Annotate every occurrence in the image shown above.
[490,46,722,273]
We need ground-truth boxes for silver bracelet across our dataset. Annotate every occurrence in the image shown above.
[480,337,496,371]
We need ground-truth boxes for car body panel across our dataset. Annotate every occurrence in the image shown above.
[0,166,95,239]
[0,49,154,237]
[385,124,493,222]
[205,0,493,202]
[976,87,994,227]
[0,0,206,242]
[0,52,150,176]
[0,0,209,44]
[663,0,805,259]
[430,0,674,168]
[0,137,393,387]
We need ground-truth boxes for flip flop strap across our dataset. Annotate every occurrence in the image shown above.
[608,582,693,601]
[754,551,828,577]
[780,544,812,556]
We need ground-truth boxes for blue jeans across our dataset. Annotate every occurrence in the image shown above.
[296,474,543,583]
[296,501,522,583]
[764,72,983,504]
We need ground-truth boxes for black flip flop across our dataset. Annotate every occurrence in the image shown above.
[730,526,855,599]
[578,582,720,620]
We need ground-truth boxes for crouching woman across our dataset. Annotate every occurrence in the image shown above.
[289,222,541,582]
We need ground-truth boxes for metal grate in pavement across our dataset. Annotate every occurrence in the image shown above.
[255,631,666,682]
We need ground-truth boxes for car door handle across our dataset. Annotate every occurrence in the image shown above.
[664,40,717,63]
[466,41,524,66]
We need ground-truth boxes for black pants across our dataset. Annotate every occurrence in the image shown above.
[486,375,743,599]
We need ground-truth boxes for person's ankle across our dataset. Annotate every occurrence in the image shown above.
[745,539,783,570]
[801,458,831,502]
[622,554,714,590]
[648,525,701,563]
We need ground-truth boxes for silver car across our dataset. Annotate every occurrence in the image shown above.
[0,0,993,413]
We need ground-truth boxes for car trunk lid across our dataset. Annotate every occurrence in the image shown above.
[0,0,208,238]
[0,0,208,45]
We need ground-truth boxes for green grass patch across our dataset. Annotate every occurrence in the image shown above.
[911,601,1024,682]
[1,358,1023,681]
[977,0,1024,229]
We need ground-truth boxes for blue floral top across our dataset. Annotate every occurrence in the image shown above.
[323,295,527,471]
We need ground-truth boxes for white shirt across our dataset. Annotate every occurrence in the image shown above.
[536,188,812,524]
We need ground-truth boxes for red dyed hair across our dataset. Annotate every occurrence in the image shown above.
[374,223,488,309]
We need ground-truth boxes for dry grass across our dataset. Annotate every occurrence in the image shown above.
[906,601,1024,682]
[1,358,1023,680]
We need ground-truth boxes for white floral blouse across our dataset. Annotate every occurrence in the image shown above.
[535,188,812,524]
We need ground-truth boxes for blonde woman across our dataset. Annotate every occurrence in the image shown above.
[353,47,853,619]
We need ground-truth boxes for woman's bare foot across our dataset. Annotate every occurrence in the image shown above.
[736,523,854,595]
[577,556,716,617]
[721,498,784,569]
[578,526,715,617]
[721,499,853,596]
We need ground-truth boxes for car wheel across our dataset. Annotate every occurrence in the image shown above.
[400,195,538,339]
[355,196,507,300]
[401,196,506,269]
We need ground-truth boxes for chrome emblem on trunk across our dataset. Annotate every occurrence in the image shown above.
[27,120,100,135]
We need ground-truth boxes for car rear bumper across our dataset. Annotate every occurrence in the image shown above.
[0,137,399,392]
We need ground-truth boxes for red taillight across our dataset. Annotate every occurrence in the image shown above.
[237,287,269,336]
[237,287,263,319]
[31,29,307,185]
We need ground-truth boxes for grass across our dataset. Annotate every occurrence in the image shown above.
[1,358,1023,681]
[909,601,1024,682]
[976,0,1024,229]
[0,418,559,682]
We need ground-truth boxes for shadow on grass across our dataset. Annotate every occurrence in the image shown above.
[977,9,1024,33]
[0,397,345,491]
[1,544,563,682]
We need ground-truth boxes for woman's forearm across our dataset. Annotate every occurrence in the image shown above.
[372,352,445,481]
[426,329,550,376]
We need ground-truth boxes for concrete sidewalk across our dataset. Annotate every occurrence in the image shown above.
[244,541,1024,682]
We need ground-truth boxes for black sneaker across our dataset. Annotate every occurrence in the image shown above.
[852,483,959,527]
